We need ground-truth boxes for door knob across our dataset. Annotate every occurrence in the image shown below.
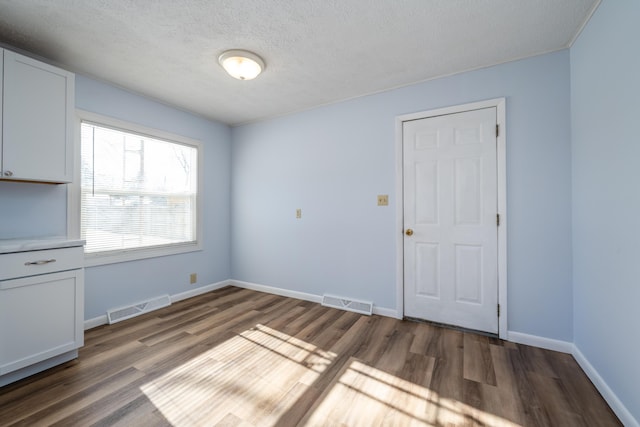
[405,229,414,236]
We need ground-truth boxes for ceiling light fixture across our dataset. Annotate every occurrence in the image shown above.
[218,49,265,80]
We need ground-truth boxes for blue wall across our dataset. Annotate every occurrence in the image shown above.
[232,50,574,341]
[0,181,67,238]
[571,1,640,422]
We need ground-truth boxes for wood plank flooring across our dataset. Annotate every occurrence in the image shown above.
[0,286,621,426]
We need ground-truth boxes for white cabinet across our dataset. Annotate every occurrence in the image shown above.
[0,244,84,385]
[0,48,75,183]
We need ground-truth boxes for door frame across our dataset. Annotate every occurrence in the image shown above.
[395,98,507,339]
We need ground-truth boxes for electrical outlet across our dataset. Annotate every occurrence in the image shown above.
[190,273,197,284]
[377,195,389,206]
[296,208,302,219]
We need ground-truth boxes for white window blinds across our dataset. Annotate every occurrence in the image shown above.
[80,121,198,255]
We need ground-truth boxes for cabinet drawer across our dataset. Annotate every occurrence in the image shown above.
[0,246,83,281]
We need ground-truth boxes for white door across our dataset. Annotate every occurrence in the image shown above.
[403,107,498,334]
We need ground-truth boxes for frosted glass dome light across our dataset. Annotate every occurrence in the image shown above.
[218,50,265,80]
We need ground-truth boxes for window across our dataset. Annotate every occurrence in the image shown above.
[76,111,202,265]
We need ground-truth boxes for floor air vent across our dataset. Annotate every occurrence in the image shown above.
[107,294,171,324]
[321,294,373,315]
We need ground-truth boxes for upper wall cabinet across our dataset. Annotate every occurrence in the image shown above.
[1,49,75,184]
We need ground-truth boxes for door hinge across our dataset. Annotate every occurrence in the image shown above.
[497,304,501,317]
[496,124,499,137]
[497,213,500,226]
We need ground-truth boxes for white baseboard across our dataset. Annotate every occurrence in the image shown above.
[572,345,639,427]
[506,331,573,353]
[85,279,397,330]
[84,315,108,330]
[230,280,398,318]
[171,279,232,303]
[230,279,323,304]
[83,279,232,330]
[372,306,401,318]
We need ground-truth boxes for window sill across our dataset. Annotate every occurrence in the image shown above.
[83,241,202,267]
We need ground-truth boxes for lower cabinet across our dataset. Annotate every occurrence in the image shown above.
[0,245,84,385]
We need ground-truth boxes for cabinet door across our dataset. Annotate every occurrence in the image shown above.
[2,50,74,183]
[0,269,84,375]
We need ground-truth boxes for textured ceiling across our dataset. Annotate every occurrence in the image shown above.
[0,0,599,125]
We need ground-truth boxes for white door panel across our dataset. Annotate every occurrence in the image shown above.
[403,107,498,333]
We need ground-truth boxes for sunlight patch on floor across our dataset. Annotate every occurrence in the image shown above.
[140,324,336,426]
[303,358,522,426]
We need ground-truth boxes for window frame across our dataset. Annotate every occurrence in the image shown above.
[69,110,203,267]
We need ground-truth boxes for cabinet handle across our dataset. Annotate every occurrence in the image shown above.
[3,171,13,177]
[24,259,57,266]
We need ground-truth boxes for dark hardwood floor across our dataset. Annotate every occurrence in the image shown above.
[0,286,621,426]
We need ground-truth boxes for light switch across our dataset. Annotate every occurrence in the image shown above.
[296,208,302,219]
[377,195,389,206]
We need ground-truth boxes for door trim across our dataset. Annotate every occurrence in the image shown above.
[395,98,507,338]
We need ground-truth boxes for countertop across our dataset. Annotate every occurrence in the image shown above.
[0,237,85,254]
